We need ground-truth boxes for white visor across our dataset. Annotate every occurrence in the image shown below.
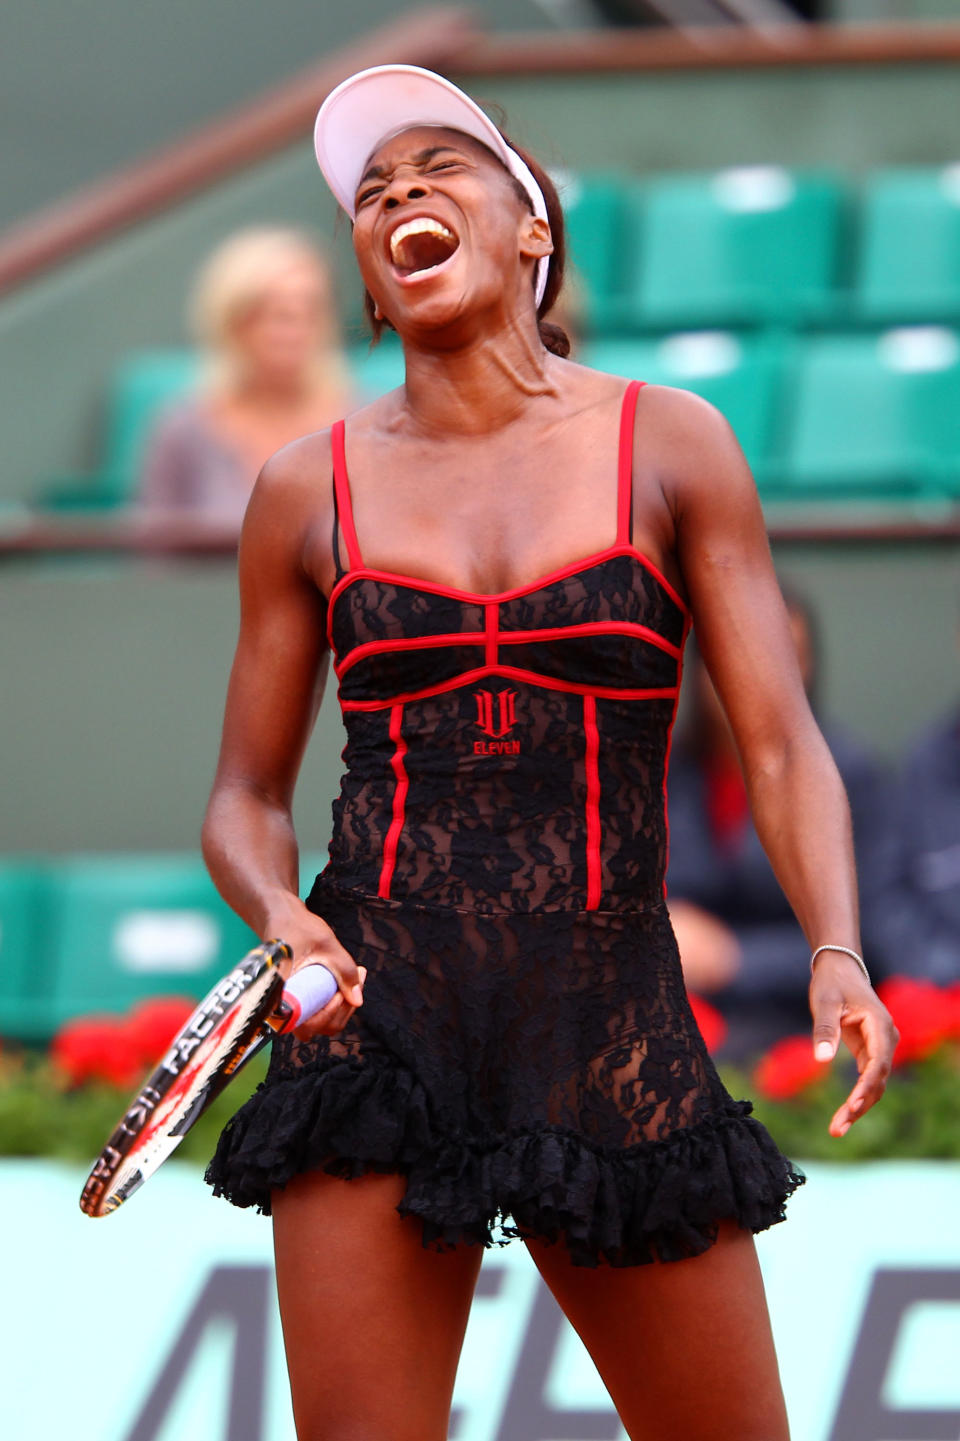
[313,63,550,309]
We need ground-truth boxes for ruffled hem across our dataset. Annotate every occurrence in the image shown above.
[205,1058,804,1268]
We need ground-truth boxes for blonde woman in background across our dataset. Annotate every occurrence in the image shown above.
[139,227,352,530]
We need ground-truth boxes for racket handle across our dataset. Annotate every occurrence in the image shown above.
[273,963,339,1032]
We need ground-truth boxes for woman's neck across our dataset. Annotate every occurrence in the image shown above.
[396,312,560,438]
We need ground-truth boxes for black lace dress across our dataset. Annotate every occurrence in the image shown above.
[206,381,803,1266]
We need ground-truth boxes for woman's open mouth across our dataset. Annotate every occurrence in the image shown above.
[388,217,460,281]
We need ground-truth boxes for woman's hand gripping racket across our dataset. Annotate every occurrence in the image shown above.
[79,940,338,1218]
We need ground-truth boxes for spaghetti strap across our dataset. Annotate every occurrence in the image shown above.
[331,419,364,571]
[617,379,646,547]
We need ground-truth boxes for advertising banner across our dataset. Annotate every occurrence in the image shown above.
[5,1160,960,1441]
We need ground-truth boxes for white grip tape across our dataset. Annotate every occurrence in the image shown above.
[281,964,339,1027]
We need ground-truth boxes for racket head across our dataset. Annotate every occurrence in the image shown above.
[79,939,290,1218]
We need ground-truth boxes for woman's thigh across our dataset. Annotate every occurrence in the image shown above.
[524,1220,789,1441]
[272,1168,483,1441]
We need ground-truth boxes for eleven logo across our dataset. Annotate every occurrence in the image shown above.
[473,689,520,755]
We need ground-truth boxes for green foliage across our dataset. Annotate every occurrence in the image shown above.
[720,1046,960,1162]
[0,1047,268,1166]
[1,1044,957,1167]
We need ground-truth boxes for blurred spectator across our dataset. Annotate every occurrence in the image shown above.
[870,663,960,985]
[667,587,888,1060]
[138,227,352,529]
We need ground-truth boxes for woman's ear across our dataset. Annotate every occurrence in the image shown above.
[519,215,554,262]
[373,302,384,321]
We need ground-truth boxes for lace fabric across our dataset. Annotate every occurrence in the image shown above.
[206,383,805,1263]
[208,879,802,1265]
[325,557,686,914]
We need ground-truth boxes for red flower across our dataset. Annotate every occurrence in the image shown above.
[753,1035,830,1102]
[875,977,953,1067]
[51,1015,143,1090]
[688,992,728,1055]
[125,997,196,1066]
[51,994,199,1091]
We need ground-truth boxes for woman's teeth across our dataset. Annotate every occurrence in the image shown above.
[389,218,458,274]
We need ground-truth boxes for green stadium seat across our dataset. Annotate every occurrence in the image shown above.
[627,167,848,331]
[349,335,405,399]
[42,854,257,1033]
[0,862,54,1042]
[41,351,199,511]
[0,850,332,1042]
[774,327,960,497]
[584,330,788,483]
[854,166,960,325]
[99,351,200,503]
[554,170,642,335]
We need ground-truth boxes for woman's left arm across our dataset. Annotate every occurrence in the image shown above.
[648,386,899,1135]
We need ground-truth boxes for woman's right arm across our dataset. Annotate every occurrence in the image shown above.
[201,436,365,1035]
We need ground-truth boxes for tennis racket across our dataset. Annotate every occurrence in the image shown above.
[79,939,338,1218]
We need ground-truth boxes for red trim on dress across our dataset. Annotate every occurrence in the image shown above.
[617,380,645,546]
[630,549,688,615]
[661,613,692,899]
[331,420,364,571]
[341,664,678,712]
[325,585,338,654]
[484,602,498,666]
[335,631,486,678]
[498,620,681,659]
[334,618,683,679]
[327,545,690,622]
[583,694,602,910]
[329,545,618,610]
[378,703,408,900]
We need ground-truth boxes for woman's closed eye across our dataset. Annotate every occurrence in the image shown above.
[357,159,465,207]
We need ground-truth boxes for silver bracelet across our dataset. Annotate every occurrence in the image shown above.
[810,944,871,985]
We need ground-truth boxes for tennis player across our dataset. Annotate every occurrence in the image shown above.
[201,64,898,1441]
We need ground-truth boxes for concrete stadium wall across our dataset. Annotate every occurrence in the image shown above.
[1,543,955,855]
[4,62,960,508]
[2,0,952,232]
[468,64,960,178]
[0,0,556,231]
[837,0,960,18]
